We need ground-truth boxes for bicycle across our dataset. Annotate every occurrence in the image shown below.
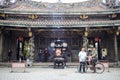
[77,61,105,74]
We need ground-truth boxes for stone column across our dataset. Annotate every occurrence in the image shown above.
[114,35,118,62]
[29,36,35,60]
[0,32,3,61]
[82,36,88,51]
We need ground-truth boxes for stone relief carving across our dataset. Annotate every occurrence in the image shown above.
[82,36,88,51]
[29,36,35,60]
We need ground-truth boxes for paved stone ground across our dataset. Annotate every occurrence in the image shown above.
[0,67,120,80]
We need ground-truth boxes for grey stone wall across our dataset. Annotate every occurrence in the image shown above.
[0,33,3,61]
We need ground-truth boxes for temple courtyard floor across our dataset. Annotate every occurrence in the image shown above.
[0,67,120,80]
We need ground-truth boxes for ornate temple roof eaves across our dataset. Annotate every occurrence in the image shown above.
[0,20,120,28]
[0,24,119,28]
[1,9,120,15]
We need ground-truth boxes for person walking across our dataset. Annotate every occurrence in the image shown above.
[78,48,87,73]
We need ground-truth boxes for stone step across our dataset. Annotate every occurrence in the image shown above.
[0,62,120,68]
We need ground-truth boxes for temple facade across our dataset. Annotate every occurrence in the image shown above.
[0,0,120,62]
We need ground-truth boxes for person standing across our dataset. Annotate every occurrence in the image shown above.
[38,49,43,62]
[78,48,87,73]
[91,48,98,73]
[8,49,12,62]
[44,48,49,62]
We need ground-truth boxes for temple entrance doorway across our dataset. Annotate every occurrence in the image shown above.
[17,36,30,61]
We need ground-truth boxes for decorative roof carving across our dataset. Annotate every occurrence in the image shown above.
[1,0,117,13]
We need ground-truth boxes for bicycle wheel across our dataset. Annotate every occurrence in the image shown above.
[95,63,105,74]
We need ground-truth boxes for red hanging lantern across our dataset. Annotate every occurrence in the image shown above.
[95,37,99,42]
[18,36,23,42]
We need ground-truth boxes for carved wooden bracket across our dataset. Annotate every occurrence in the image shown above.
[28,14,38,19]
